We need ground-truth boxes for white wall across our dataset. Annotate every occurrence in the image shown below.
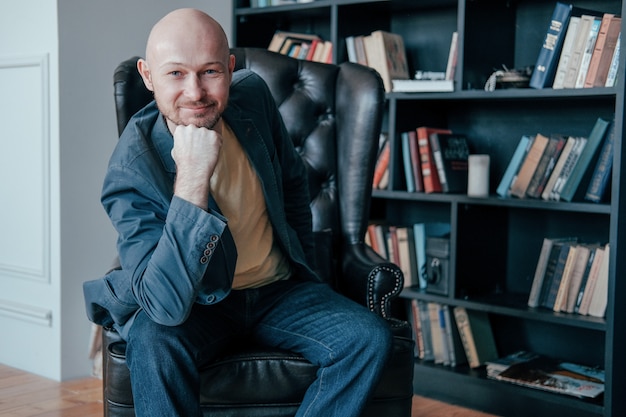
[0,0,232,381]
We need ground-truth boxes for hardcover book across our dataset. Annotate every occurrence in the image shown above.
[416,127,451,193]
[497,135,533,198]
[526,134,566,198]
[560,117,610,201]
[510,133,549,198]
[528,236,578,308]
[363,30,409,92]
[562,15,597,89]
[453,306,498,368]
[584,14,622,87]
[553,16,581,88]
[428,132,470,193]
[530,2,575,89]
[585,120,615,202]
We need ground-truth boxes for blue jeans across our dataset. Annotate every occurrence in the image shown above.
[125,279,393,417]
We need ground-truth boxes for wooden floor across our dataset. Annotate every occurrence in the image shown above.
[0,363,500,417]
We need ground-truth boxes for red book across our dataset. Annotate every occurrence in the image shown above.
[416,127,452,193]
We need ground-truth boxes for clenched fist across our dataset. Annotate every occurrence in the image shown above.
[171,124,223,210]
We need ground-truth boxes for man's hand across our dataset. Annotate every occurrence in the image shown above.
[171,124,222,210]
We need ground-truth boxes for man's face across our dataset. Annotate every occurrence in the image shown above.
[140,35,235,132]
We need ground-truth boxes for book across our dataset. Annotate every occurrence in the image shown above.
[486,351,540,378]
[373,137,390,189]
[584,14,622,87]
[445,31,459,81]
[417,300,434,361]
[428,132,470,193]
[560,117,610,201]
[362,30,410,92]
[453,306,498,368]
[429,302,448,365]
[572,245,600,314]
[562,15,597,89]
[408,299,424,358]
[529,2,575,89]
[496,135,533,198]
[509,133,549,198]
[540,241,575,309]
[442,304,467,367]
[353,35,368,66]
[408,130,424,192]
[553,16,582,89]
[492,354,605,399]
[585,120,615,202]
[396,226,418,287]
[416,127,452,193]
[550,136,587,200]
[527,236,578,308]
[577,244,606,315]
[605,32,621,87]
[563,244,593,313]
[541,136,577,200]
[587,243,610,317]
[401,131,416,192]
[537,239,577,308]
[552,244,580,312]
[573,16,602,88]
[391,79,454,92]
[526,134,566,198]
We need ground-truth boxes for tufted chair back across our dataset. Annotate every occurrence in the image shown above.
[105,48,414,417]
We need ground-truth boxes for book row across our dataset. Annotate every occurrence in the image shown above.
[407,301,498,369]
[365,222,451,291]
[530,2,621,89]
[267,30,333,64]
[527,237,610,318]
[374,127,471,194]
[497,117,614,203]
[408,301,605,399]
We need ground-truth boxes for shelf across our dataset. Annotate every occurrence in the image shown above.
[372,190,612,215]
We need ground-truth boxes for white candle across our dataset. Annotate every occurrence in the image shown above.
[467,154,490,197]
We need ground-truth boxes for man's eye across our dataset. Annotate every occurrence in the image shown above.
[169,71,182,77]
[204,69,217,75]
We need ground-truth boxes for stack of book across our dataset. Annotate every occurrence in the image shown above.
[345,30,457,93]
[267,30,333,63]
[527,237,610,318]
[486,351,604,399]
[496,117,614,203]
[529,2,621,89]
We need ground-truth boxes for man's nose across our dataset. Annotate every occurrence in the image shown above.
[184,75,204,100]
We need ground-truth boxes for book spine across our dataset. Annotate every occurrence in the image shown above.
[605,33,621,87]
[560,118,610,202]
[585,121,615,203]
[429,133,449,192]
[417,128,442,193]
[453,306,480,368]
[574,17,602,88]
[529,2,573,89]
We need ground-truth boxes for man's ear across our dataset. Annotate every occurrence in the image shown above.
[137,58,154,92]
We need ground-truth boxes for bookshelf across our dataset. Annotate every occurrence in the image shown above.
[232,1,626,416]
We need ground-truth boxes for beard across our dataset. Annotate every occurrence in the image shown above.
[157,97,223,130]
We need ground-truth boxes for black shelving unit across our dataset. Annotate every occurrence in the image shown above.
[233,1,626,416]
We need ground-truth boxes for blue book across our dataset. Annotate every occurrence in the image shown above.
[413,222,451,289]
[401,131,416,192]
[529,2,574,89]
[496,135,533,197]
[585,121,615,203]
[560,117,610,202]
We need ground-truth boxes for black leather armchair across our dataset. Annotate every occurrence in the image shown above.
[103,48,414,417]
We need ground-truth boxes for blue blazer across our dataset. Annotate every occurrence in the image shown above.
[83,69,319,339]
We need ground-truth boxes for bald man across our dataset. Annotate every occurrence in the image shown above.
[84,8,392,417]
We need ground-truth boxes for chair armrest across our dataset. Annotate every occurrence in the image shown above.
[339,243,404,319]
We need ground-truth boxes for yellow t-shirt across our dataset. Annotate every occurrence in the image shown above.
[209,123,291,289]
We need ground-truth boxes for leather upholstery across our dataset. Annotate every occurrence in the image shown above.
[104,48,414,417]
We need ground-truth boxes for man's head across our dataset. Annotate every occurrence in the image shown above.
[137,9,235,133]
